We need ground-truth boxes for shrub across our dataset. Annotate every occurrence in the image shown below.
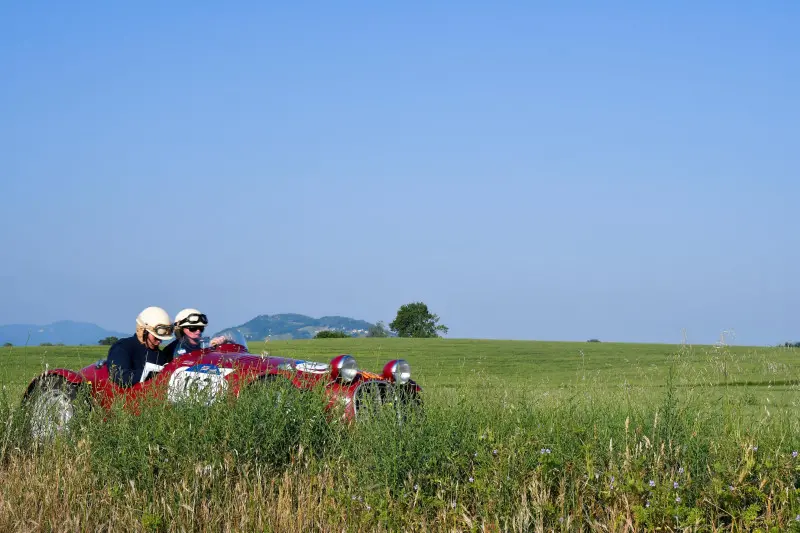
[314,330,350,339]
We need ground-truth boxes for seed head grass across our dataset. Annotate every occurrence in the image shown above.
[1,338,799,531]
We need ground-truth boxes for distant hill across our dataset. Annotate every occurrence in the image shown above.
[0,313,379,346]
[217,313,375,341]
[0,321,129,347]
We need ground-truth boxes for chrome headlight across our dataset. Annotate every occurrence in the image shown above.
[383,359,411,384]
[392,359,411,384]
[332,354,359,383]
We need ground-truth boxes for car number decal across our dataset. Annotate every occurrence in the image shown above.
[167,364,235,404]
[295,361,330,374]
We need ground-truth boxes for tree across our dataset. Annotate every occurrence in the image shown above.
[314,330,350,339]
[2,342,11,348]
[367,321,389,338]
[98,336,120,346]
[389,302,448,338]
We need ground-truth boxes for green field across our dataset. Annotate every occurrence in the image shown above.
[2,338,800,531]
[3,337,799,406]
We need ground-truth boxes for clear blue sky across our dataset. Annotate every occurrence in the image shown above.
[1,2,797,346]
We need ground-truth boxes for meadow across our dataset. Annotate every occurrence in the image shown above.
[1,338,800,531]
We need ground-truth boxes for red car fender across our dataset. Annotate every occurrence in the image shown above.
[23,369,87,399]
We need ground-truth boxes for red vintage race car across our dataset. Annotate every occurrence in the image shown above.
[21,330,422,441]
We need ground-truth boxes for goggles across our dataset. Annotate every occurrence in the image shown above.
[148,324,174,337]
[185,326,205,333]
[176,313,208,327]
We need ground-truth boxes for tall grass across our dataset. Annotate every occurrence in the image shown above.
[1,344,800,531]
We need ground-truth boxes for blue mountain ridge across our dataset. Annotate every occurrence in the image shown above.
[215,313,376,340]
[0,320,130,346]
[0,314,380,346]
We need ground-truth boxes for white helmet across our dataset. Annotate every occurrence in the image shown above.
[174,308,208,327]
[135,306,173,340]
[173,308,209,339]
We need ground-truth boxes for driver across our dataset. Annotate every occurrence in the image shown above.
[107,306,175,387]
[161,308,226,359]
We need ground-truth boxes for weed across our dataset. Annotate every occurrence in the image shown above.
[0,338,799,531]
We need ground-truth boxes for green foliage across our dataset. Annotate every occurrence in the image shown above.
[2,344,800,530]
[313,330,350,339]
[2,342,11,347]
[367,321,389,337]
[2,340,800,529]
[389,302,448,338]
[82,378,335,489]
[98,336,119,346]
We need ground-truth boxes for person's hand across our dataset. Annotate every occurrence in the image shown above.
[209,336,227,347]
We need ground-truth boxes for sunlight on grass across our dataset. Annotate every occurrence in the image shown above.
[1,339,799,530]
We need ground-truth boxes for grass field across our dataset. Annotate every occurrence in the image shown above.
[3,337,799,405]
[1,338,800,531]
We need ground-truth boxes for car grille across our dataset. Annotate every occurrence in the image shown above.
[353,381,393,418]
[353,380,422,421]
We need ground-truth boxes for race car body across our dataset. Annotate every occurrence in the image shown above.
[22,330,421,441]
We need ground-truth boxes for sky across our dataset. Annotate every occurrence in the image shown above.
[1,2,798,346]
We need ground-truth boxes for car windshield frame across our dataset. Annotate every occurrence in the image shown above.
[204,329,249,351]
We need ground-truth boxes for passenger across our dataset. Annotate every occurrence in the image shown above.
[161,308,226,359]
[107,306,175,387]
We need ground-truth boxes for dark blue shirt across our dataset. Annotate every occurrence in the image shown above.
[107,335,174,387]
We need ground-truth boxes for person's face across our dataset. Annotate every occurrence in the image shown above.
[144,332,162,350]
[183,325,205,344]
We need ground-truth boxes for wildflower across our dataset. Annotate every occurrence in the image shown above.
[473,452,478,458]
[752,446,758,451]
[450,501,456,509]
[413,484,419,491]
[676,496,681,503]
[611,476,615,483]
[365,504,371,510]
[539,448,551,454]
[492,449,498,456]
[468,477,474,483]
[793,451,798,458]
[729,485,734,492]
[678,467,684,474]
[649,480,655,487]
[673,482,679,489]
[645,500,650,508]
